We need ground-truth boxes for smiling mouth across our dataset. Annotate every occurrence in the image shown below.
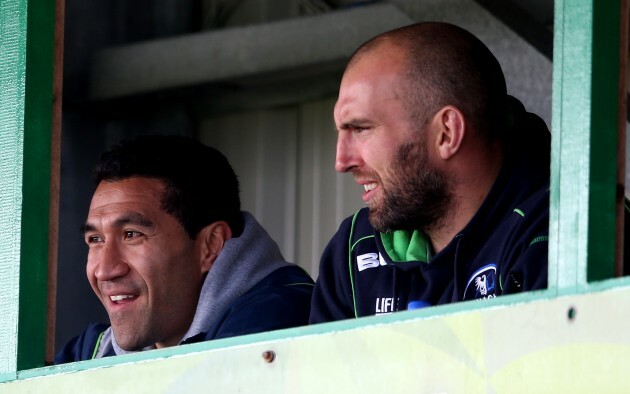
[363,183,377,192]
[110,295,136,303]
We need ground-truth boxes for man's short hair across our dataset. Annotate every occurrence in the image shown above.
[350,22,508,141]
[94,135,243,238]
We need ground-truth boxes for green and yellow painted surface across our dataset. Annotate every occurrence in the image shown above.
[3,283,630,392]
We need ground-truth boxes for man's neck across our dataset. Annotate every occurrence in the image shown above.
[427,152,503,254]
[426,196,478,254]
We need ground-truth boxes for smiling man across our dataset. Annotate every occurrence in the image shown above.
[309,22,551,322]
[55,135,314,363]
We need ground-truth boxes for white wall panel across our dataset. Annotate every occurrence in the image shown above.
[199,99,363,278]
[200,109,297,260]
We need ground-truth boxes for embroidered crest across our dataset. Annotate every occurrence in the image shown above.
[463,264,497,300]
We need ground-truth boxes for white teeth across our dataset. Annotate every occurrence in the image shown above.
[364,183,377,192]
[110,295,134,302]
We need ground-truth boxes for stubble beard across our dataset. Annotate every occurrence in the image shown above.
[368,131,453,234]
[109,305,155,351]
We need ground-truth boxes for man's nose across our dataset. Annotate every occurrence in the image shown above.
[92,242,129,281]
[335,132,360,173]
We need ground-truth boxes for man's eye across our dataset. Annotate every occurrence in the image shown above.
[123,230,142,240]
[86,235,103,244]
[338,125,369,134]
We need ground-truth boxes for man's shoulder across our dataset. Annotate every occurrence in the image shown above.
[253,264,314,289]
[201,266,314,340]
[242,265,314,304]
[54,322,111,364]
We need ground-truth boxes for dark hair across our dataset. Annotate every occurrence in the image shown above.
[350,22,508,141]
[94,135,243,238]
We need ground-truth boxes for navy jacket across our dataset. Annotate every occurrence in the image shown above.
[310,99,550,322]
[55,265,313,363]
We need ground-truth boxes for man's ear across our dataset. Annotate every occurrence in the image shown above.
[197,221,232,274]
[434,106,466,160]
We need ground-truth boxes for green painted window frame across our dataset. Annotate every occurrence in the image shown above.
[1,0,56,381]
[0,0,627,383]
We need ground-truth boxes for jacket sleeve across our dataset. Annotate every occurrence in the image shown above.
[309,215,357,323]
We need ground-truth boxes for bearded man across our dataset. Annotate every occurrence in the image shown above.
[310,21,550,321]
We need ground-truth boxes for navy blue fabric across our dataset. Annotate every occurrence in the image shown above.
[54,323,113,363]
[191,265,313,341]
[55,265,313,364]
[310,99,551,323]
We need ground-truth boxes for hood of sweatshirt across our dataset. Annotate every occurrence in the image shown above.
[105,211,292,356]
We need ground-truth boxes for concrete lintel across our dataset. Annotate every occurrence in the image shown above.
[88,3,413,100]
